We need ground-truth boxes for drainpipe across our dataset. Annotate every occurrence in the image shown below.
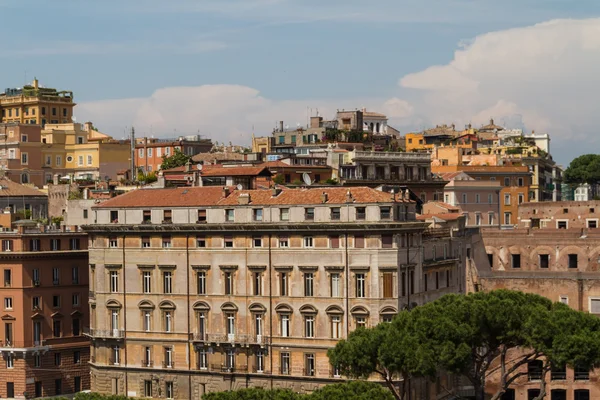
[268,233,273,389]
[186,234,192,400]
[122,233,128,396]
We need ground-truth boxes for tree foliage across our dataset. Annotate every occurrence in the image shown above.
[160,149,192,171]
[203,387,304,400]
[564,154,600,185]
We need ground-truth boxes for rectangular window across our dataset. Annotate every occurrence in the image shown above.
[280,208,289,221]
[253,272,262,296]
[504,212,511,225]
[303,236,313,248]
[56,155,61,166]
[109,237,118,248]
[280,272,288,296]
[279,235,289,248]
[70,238,80,250]
[281,314,290,337]
[198,348,208,370]
[87,155,93,165]
[488,213,494,225]
[504,177,510,187]
[305,207,315,220]
[197,209,206,223]
[143,210,151,223]
[2,240,13,252]
[305,353,315,376]
[33,296,40,310]
[557,220,568,229]
[355,235,365,248]
[569,254,578,269]
[72,294,80,306]
[164,312,173,332]
[163,271,173,293]
[4,297,12,310]
[163,210,172,223]
[21,152,28,165]
[3,269,11,287]
[518,177,524,187]
[383,272,393,298]
[356,273,366,297]
[225,209,234,222]
[143,311,151,332]
[504,194,511,205]
[53,268,60,285]
[110,271,119,292]
[304,272,314,296]
[331,316,341,339]
[330,235,340,248]
[253,208,263,221]
[305,316,315,338]
[53,320,62,337]
[356,207,366,220]
[330,273,340,297]
[74,350,81,364]
[197,271,206,295]
[78,155,83,166]
[539,254,549,269]
[225,272,234,295]
[196,235,206,248]
[512,254,521,269]
[380,206,391,219]
[144,381,152,397]
[83,209,88,219]
[281,352,290,374]
[331,207,341,220]
[165,382,173,399]
[224,235,233,248]
[143,271,152,293]
[588,220,597,229]
[382,234,393,248]
[253,236,262,248]
[162,236,171,248]
[142,236,151,248]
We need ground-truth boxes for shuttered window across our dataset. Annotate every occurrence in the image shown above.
[382,235,393,248]
[330,236,340,249]
[383,273,393,298]
[590,299,600,314]
[355,235,364,248]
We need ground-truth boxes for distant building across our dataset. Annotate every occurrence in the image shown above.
[0,177,48,221]
[0,78,75,126]
[0,222,90,398]
[135,136,213,174]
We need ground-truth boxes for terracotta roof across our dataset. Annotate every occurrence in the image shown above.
[95,186,412,209]
[439,172,474,181]
[417,213,464,221]
[427,202,461,211]
[0,178,46,197]
[192,152,245,163]
[263,161,330,170]
[363,111,387,118]
[163,164,272,177]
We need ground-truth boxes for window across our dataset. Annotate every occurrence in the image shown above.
[559,296,568,305]
[225,209,234,222]
[3,297,12,310]
[280,208,289,221]
[163,210,172,223]
[303,236,313,248]
[83,209,88,219]
[488,193,493,204]
[518,194,524,204]
[356,316,367,328]
[3,269,11,287]
[21,152,28,165]
[143,271,152,293]
[331,207,341,220]
[32,296,40,309]
[165,382,173,399]
[462,193,467,204]
[569,254,578,269]
[197,209,206,223]
[34,354,41,368]
[512,254,521,269]
[224,235,233,248]
[557,220,568,229]
[55,379,62,396]
[197,271,206,295]
[330,235,340,248]
[330,315,343,340]
[56,155,61,166]
[144,380,153,397]
[280,272,288,296]
[78,155,83,166]
[304,273,314,296]
[355,235,365,248]
[196,235,206,248]
[305,353,315,376]
[539,254,549,269]
[356,207,366,220]
[51,239,61,250]
[111,310,119,331]
[380,206,391,219]
[305,208,315,220]
[382,234,393,248]
[279,236,289,248]
[53,268,60,285]
[588,220,597,229]
[163,271,173,294]
[518,177,524,187]
[87,155,93,165]
[504,177,510,187]
[253,272,262,295]
[141,236,151,248]
[110,271,119,292]
[142,210,151,223]
[225,271,234,295]
[162,236,171,248]
[253,237,262,248]
[488,213,494,225]
[281,314,290,337]
[475,213,481,225]
[356,273,366,297]
[330,273,340,297]
[574,390,590,400]
[281,352,290,374]
[72,294,80,306]
[383,273,393,298]
[74,350,81,364]
[253,208,263,221]
[2,240,13,252]
[304,315,315,338]
[198,348,208,369]
[164,311,173,332]
[143,311,151,332]
[226,313,235,337]
[528,360,543,381]
[70,238,80,250]
[504,212,511,225]
[575,365,590,380]
[53,320,62,337]
[504,194,511,205]
[109,237,118,248]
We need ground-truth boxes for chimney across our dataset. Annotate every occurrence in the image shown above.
[185,160,192,173]
[222,187,230,198]
[53,174,59,185]
[345,190,352,203]
[321,192,328,203]
[238,193,250,205]
[279,121,284,132]
[157,171,166,188]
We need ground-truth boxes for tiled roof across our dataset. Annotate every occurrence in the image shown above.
[163,164,272,177]
[363,111,387,118]
[0,178,46,197]
[192,152,245,163]
[95,186,411,209]
[417,213,464,221]
[427,202,461,211]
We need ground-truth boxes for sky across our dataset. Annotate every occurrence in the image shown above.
[2,0,600,166]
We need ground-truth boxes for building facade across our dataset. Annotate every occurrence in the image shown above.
[135,136,213,174]
[0,79,75,126]
[84,185,471,398]
[0,223,90,399]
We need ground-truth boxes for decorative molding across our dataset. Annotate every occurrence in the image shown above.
[298,265,318,272]
[324,265,344,272]
[191,265,211,271]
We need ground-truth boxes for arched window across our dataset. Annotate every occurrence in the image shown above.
[138,300,155,332]
[275,303,293,338]
[193,301,210,341]
[300,305,318,338]
[221,302,238,341]
[350,306,369,329]
[249,303,267,343]
[326,306,344,339]
[159,300,176,333]
[379,306,397,323]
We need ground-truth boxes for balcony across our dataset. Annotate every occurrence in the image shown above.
[162,360,174,368]
[142,360,153,368]
[211,364,247,373]
[199,333,270,346]
[353,151,431,162]
[575,368,590,381]
[84,328,124,339]
[0,340,47,350]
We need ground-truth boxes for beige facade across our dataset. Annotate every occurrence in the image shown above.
[83,186,471,398]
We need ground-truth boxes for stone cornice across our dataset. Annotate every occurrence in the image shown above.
[0,250,87,261]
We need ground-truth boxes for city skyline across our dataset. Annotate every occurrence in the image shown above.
[2,0,600,165]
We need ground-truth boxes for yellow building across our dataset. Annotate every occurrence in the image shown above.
[41,123,130,182]
[0,78,75,126]
[251,134,272,154]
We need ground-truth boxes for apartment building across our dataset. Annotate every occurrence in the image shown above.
[0,222,89,399]
[83,185,471,398]
[135,136,213,174]
[0,177,48,221]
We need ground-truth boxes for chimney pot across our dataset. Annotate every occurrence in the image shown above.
[222,187,230,198]
[321,192,328,203]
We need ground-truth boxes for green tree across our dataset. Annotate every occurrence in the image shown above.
[309,381,394,400]
[160,149,192,171]
[273,174,285,185]
[202,387,304,400]
[564,154,600,185]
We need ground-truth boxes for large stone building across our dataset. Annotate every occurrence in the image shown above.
[83,185,473,398]
[0,79,75,126]
[474,201,600,400]
[0,222,90,398]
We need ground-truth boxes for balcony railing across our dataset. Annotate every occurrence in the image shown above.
[551,370,567,380]
[0,340,45,348]
[353,151,430,161]
[575,370,590,380]
[142,360,153,368]
[211,364,247,373]
[200,333,270,345]
[84,328,125,339]
[162,360,174,368]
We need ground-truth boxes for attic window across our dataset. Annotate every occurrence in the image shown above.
[563,208,568,214]
[591,208,595,213]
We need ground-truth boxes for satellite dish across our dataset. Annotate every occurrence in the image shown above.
[196,164,203,171]
[302,173,312,186]
[236,184,243,190]
[72,116,77,122]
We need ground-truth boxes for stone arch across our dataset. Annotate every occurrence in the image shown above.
[192,301,210,311]
[106,299,122,309]
[138,300,155,310]
[275,303,293,314]
[350,305,369,316]
[299,304,318,315]
[249,303,267,314]
[325,305,344,315]
[221,302,238,312]
[159,300,176,310]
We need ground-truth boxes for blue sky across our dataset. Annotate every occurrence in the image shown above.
[2,0,600,165]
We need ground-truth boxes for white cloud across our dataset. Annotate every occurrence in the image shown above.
[77,85,415,144]
[398,18,600,162]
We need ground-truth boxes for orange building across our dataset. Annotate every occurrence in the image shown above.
[135,136,212,174]
[0,222,90,398]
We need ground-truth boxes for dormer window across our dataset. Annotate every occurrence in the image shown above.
[163,210,172,224]
[380,207,391,220]
[356,207,366,220]
[331,207,341,220]
[305,208,315,220]
[143,210,151,224]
